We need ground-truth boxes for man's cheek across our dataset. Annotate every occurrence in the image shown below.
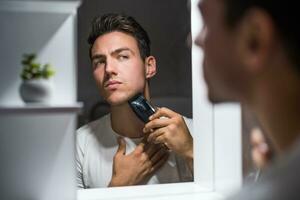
[134,78,146,89]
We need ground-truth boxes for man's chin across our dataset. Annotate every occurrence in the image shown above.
[208,95,225,104]
[106,98,126,106]
[105,93,132,106]
[104,90,144,106]
[207,91,238,104]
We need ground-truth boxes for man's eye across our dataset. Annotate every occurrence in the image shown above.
[93,60,105,68]
[118,55,129,61]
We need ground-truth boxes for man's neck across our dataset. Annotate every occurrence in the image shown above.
[110,101,145,139]
[250,66,300,154]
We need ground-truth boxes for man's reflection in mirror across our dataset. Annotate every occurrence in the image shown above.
[76,13,193,188]
[243,109,275,183]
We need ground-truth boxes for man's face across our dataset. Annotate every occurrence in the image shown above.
[195,0,248,103]
[91,31,147,106]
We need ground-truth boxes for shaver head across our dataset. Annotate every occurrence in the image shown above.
[128,93,156,123]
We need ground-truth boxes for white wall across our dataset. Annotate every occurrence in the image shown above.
[0,1,81,200]
[0,1,78,105]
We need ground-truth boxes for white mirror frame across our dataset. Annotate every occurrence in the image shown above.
[77,0,242,199]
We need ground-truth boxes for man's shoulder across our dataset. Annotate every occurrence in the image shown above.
[228,141,300,200]
[77,114,110,138]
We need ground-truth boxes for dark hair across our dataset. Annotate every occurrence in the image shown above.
[224,0,300,72]
[87,13,151,61]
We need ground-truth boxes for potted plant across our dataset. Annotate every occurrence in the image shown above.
[19,53,56,103]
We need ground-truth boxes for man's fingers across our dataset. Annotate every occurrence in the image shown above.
[148,107,177,121]
[152,135,171,150]
[250,128,270,154]
[133,142,145,154]
[144,118,171,133]
[116,137,126,156]
[153,135,166,145]
[151,153,169,173]
[251,127,266,146]
[144,143,160,158]
[147,128,165,143]
[150,147,168,164]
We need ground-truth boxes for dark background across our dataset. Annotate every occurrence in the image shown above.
[77,0,192,127]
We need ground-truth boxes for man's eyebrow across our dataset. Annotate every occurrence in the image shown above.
[91,47,134,61]
[91,54,105,61]
[111,47,135,55]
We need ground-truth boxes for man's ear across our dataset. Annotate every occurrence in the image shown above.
[145,56,157,79]
[237,8,275,73]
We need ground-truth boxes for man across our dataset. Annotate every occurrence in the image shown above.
[76,13,194,188]
[195,0,300,199]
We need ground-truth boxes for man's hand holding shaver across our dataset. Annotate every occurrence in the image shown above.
[143,107,193,171]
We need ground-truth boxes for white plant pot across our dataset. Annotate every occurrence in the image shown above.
[20,79,54,103]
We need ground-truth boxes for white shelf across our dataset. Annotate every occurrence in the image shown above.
[77,182,225,200]
[0,102,83,114]
[0,1,81,14]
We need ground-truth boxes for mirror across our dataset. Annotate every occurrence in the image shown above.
[76,0,193,189]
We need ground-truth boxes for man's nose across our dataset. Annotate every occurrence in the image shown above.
[105,59,117,75]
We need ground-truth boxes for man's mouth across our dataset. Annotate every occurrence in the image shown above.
[104,80,122,90]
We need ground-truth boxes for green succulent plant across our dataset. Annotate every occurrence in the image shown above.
[20,53,55,81]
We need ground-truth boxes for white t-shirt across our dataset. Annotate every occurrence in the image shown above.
[76,114,193,188]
